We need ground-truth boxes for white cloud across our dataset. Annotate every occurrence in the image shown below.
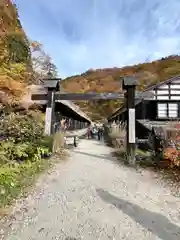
[15,0,180,78]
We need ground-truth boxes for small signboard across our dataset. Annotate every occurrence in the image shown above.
[44,107,52,135]
[128,108,135,143]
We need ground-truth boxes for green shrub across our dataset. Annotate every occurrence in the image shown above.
[0,110,53,165]
[35,135,54,152]
[0,141,52,165]
[0,110,55,207]
[0,111,44,143]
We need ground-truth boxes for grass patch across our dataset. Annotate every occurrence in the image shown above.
[0,158,49,208]
[0,136,66,210]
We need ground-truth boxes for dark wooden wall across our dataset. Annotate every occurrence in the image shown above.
[135,101,157,120]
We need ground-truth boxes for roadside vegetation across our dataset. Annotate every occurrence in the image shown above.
[2,0,180,208]
[0,107,55,208]
[0,1,60,209]
[107,122,180,166]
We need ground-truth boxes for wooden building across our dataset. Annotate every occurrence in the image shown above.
[108,75,180,139]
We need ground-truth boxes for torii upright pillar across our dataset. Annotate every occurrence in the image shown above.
[122,77,138,165]
[41,76,60,135]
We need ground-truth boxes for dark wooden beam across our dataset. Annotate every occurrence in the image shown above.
[55,92,124,100]
[168,82,180,85]
[155,94,180,96]
[149,99,180,101]
[32,91,154,101]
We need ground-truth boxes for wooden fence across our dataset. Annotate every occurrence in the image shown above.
[105,121,180,162]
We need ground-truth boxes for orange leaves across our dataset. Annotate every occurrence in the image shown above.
[164,122,180,167]
[164,148,180,167]
[30,41,42,52]
[0,75,25,99]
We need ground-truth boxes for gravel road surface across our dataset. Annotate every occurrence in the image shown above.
[1,139,180,240]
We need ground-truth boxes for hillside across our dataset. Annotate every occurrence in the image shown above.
[1,2,180,121]
[0,0,31,104]
[62,55,180,120]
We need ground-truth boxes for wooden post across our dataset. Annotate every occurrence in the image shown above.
[122,77,137,165]
[126,86,136,164]
[39,77,60,136]
[74,120,77,129]
[72,119,75,130]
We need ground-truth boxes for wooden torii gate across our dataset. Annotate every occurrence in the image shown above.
[32,76,154,164]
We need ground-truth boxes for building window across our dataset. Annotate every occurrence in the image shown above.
[157,103,178,118]
[157,103,167,118]
[156,88,170,100]
[157,96,169,100]
[168,103,178,118]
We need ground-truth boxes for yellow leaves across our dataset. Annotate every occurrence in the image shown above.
[8,62,26,75]
[0,1,32,105]
[0,62,27,82]
[0,62,27,103]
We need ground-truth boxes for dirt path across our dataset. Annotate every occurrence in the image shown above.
[1,139,180,240]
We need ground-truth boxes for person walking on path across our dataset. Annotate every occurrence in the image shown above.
[60,118,66,132]
[98,126,104,140]
[87,124,92,139]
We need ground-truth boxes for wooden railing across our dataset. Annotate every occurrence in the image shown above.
[104,122,127,149]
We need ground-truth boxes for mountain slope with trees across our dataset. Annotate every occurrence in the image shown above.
[62,55,180,120]
[0,0,32,103]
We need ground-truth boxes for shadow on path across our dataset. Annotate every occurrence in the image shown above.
[72,149,115,161]
[96,188,180,240]
[65,237,78,240]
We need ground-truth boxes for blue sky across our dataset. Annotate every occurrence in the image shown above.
[14,0,180,78]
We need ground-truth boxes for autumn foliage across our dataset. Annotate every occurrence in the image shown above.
[62,55,180,120]
[164,123,180,167]
[0,0,31,104]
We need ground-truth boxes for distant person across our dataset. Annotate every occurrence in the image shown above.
[54,122,59,133]
[87,125,92,139]
[60,118,66,132]
[98,126,104,140]
[64,119,69,131]
[91,125,98,139]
